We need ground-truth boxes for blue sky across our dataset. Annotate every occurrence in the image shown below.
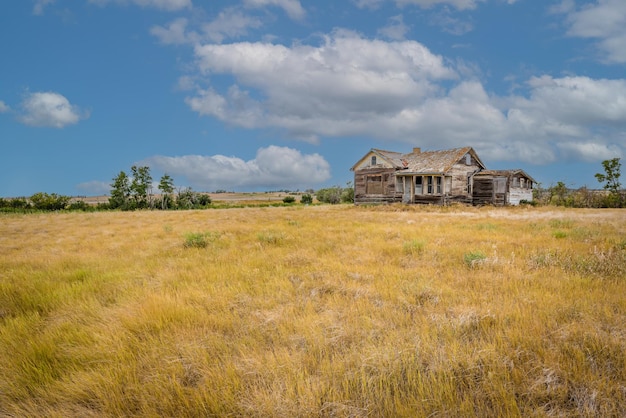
[1,0,625,197]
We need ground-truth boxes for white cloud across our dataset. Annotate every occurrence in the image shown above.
[76,181,111,195]
[560,0,626,63]
[151,9,263,45]
[183,28,626,165]
[353,0,485,10]
[33,0,55,15]
[378,15,410,40]
[142,146,331,191]
[556,141,623,162]
[188,30,457,141]
[19,92,88,128]
[243,0,305,20]
[0,101,10,113]
[202,8,264,43]
[353,0,385,9]
[88,0,191,11]
[151,18,191,45]
[395,0,485,10]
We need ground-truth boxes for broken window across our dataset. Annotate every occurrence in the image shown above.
[396,176,404,193]
[415,176,423,195]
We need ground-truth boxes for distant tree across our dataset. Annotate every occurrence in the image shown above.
[176,187,195,209]
[109,171,131,209]
[316,186,342,204]
[595,158,622,194]
[595,158,623,207]
[158,174,175,210]
[29,192,70,211]
[341,181,355,203]
[130,165,152,209]
[196,193,212,207]
[549,181,568,206]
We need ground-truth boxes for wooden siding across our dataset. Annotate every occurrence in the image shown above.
[473,177,506,206]
[354,167,400,204]
[447,161,480,197]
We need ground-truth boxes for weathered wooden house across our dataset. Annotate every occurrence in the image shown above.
[472,169,536,206]
[351,146,535,206]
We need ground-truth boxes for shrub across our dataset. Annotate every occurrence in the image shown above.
[300,193,313,204]
[257,231,285,245]
[67,200,93,211]
[183,232,220,248]
[464,251,487,268]
[316,187,342,204]
[403,239,426,255]
[282,196,296,204]
[30,192,71,211]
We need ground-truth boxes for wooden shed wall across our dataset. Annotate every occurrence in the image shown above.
[354,168,400,204]
[473,177,505,206]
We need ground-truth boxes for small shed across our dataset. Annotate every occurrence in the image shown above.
[472,169,536,206]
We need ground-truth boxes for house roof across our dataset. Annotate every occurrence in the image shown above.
[474,169,537,183]
[352,146,485,173]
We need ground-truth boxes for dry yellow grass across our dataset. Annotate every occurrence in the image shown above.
[1,205,625,417]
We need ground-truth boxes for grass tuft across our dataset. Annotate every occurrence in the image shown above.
[183,231,220,248]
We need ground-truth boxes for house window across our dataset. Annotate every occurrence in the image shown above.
[371,156,377,166]
[512,177,520,188]
[396,176,404,193]
[445,176,452,194]
[465,154,471,165]
[436,177,442,194]
[520,178,525,188]
[415,176,423,195]
[427,176,433,194]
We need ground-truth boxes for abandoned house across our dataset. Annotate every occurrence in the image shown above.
[351,146,535,206]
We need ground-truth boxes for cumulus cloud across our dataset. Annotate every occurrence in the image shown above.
[142,146,331,191]
[181,28,626,165]
[243,0,305,20]
[188,30,456,141]
[19,92,88,128]
[397,0,485,9]
[151,18,191,45]
[558,0,626,63]
[0,101,9,113]
[88,0,191,11]
[378,15,410,40]
[363,0,486,10]
[151,9,263,45]
[201,8,264,43]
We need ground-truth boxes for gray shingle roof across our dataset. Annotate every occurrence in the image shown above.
[373,146,481,173]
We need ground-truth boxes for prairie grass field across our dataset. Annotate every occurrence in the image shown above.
[1,205,625,417]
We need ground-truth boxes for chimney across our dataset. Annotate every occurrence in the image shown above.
[413,147,421,154]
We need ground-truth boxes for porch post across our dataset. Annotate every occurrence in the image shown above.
[441,175,445,205]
